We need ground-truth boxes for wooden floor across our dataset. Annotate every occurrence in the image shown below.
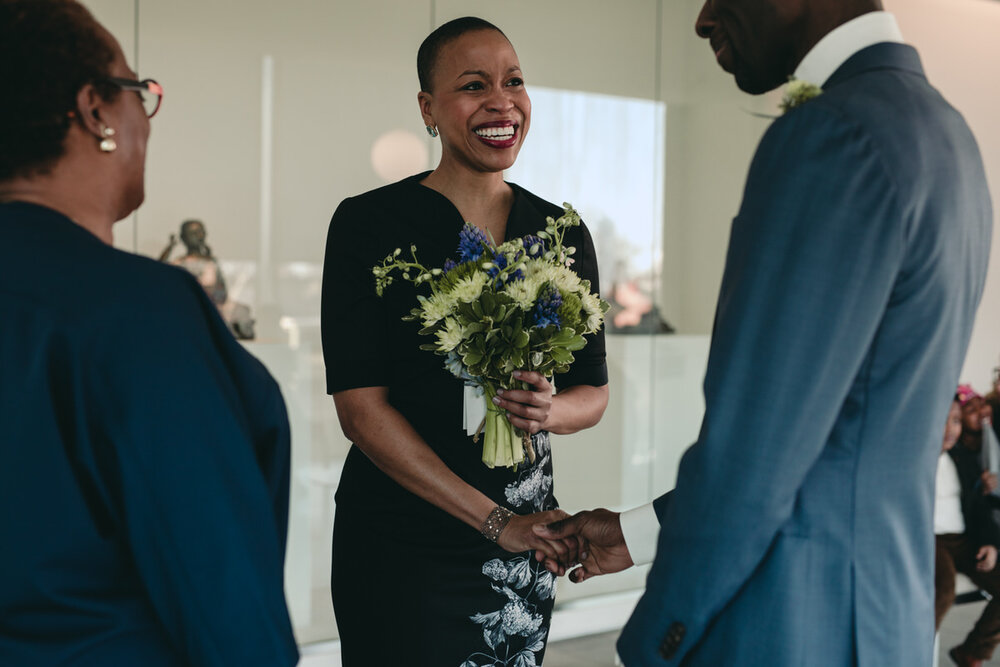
[544,599,1000,666]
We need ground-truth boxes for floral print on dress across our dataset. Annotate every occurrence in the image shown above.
[462,556,556,667]
[504,433,555,513]
[462,432,557,666]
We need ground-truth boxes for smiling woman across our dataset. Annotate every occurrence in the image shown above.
[321,15,609,667]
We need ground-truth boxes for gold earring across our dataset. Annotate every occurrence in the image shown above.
[99,125,117,153]
[425,125,438,138]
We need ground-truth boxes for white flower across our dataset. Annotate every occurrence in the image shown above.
[482,559,509,581]
[526,262,582,294]
[435,317,464,352]
[580,291,605,333]
[452,273,488,303]
[504,456,552,511]
[420,291,456,327]
[501,600,543,637]
[503,278,540,311]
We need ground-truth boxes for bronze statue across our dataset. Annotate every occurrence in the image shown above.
[159,220,255,339]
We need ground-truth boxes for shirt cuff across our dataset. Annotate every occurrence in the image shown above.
[619,502,660,566]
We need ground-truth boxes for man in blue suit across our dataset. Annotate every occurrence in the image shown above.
[537,1,993,664]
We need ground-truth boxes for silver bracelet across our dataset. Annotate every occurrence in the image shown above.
[481,505,515,542]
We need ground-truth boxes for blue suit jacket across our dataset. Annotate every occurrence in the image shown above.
[618,43,992,666]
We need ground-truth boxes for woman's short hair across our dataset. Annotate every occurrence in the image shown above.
[417,16,507,93]
[0,0,119,181]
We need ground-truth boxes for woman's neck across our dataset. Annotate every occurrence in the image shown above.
[421,161,513,240]
[0,173,116,245]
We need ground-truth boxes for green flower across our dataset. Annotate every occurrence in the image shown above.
[780,78,822,113]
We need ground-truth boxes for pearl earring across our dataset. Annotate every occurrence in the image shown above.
[425,125,438,138]
[99,125,117,153]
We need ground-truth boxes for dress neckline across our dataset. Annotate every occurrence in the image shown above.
[405,171,524,243]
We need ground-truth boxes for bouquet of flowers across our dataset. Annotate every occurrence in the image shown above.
[372,204,608,469]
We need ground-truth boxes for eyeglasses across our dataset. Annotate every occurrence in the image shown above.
[104,77,163,118]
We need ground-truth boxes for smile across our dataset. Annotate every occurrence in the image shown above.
[473,122,518,147]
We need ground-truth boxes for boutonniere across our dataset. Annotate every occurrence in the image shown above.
[780,77,823,113]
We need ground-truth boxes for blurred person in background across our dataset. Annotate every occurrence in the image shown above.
[985,364,1000,443]
[936,394,1000,667]
[0,1,297,664]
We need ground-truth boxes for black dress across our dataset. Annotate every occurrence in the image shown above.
[321,173,607,667]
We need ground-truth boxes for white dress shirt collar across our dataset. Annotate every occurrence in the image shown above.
[794,11,904,87]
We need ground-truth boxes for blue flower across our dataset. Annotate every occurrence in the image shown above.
[457,223,489,262]
[486,253,524,284]
[521,235,545,258]
[531,284,562,329]
[443,258,457,272]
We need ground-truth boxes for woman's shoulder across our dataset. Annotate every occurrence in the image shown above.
[507,182,565,220]
[336,172,432,214]
[507,182,594,245]
[73,244,223,345]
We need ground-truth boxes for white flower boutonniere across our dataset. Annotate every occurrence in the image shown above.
[780,77,823,114]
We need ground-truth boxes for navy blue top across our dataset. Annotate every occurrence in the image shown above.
[0,203,297,666]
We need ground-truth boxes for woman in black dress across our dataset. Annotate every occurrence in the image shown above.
[322,17,609,666]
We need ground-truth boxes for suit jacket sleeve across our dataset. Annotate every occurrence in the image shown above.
[80,278,298,666]
[618,103,905,664]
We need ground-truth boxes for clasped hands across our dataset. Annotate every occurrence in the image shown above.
[499,508,635,584]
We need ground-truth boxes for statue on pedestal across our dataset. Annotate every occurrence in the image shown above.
[159,220,255,340]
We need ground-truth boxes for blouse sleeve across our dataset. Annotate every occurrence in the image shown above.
[82,279,298,666]
[321,196,391,394]
[555,220,609,389]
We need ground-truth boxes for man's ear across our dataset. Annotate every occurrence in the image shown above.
[74,83,107,139]
[417,90,434,128]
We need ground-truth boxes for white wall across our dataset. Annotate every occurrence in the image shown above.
[893,0,1000,391]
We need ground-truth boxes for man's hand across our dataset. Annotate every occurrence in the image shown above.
[533,509,634,583]
[981,471,998,495]
[977,545,998,572]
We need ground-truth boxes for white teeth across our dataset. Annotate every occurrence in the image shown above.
[475,126,515,140]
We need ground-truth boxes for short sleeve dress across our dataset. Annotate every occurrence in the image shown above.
[321,173,607,667]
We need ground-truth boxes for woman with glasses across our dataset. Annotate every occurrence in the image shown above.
[0,1,297,664]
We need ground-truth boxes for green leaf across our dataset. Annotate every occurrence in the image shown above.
[551,348,574,364]
[481,291,496,316]
[514,329,530,349]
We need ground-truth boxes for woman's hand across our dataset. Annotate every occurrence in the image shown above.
[493,370,553,434]
[497,509,585,565]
